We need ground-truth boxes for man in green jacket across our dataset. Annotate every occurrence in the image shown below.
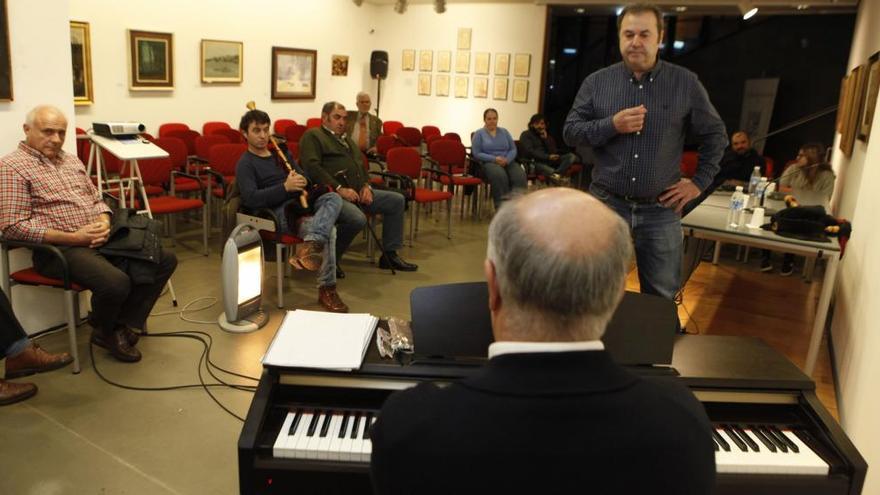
[299,101,417,272]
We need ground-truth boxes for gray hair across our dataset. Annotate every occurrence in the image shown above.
[356,92,371,100]
[25,105,66,127]
[321,101,345,115]
[487,194,633,340]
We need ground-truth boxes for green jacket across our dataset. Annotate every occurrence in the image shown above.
[299,126,370,191]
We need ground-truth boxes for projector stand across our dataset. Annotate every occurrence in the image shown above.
[218,309,269,334]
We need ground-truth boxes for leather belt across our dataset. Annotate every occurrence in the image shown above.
[598,187,658,205]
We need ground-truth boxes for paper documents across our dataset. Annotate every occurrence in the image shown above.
[262,310,378,371]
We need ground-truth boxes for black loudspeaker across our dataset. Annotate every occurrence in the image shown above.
[371,50,388,80]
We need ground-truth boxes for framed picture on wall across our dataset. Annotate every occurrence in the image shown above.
[839,64,866,158]
[455,76,468,98]
[331,54,349,76]
[437,51,451,73]
[129,29,174,90]
[418,73,431,96]
[858,51,880,143]
[457,28,472,50]
[494,53,510,76]
[512,79,529,103]
[402,49,415,71]
[836,75,848,133]
[493,78,508,100]
[473,77,488,98]
[474,52,490,75]
[513,53,531,77]
[271,47,316,99]
[419,50,433,72]
[456,50,470,74]
[436,74,450,97]
[0,0,12,101]
[201,39,243,84]
[70,21,94,105]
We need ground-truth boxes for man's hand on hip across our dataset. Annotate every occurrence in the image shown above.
[659,179,701,213]
[613,105,647,134]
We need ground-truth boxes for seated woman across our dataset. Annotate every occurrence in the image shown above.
[761,143,836,276]
[518,113,578,184]
[472,108,527,209]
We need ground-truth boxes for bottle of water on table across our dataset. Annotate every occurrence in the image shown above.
[727,186,746,228]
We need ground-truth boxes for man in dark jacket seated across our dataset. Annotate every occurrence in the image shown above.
[0,105,177,363]
[718,130,765,187]
[518,113,579,184]
[370,188,715,495]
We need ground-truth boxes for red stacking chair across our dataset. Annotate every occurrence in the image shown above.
[284,124,307,144]
[428,139,484,218]
[680,151,698,178]
[194,134,230,161]
[385,147,453,244]
[273,119,297,135]
[75,127,91,165]
[382,120,404,136]
[425,133,444,149]
[305,118,322,129]
[442,132,462,143]
[395,127,422,147]
[154,137,204,197]
[215,128,245,144]
[158,123,189,137]
[165,129,201,157]
[205,143,247,204]
[421,125,441,143]
[287,142,301,162]
[763,156,775,178]
[203,121,231,136]
[375,135,402,160]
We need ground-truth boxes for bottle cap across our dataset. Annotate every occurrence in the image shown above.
[735,185,743,191]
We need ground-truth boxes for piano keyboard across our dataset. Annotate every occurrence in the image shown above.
[273,409,376,462]
[713,424,829,475]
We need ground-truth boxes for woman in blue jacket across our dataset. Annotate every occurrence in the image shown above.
[472,108,527,209]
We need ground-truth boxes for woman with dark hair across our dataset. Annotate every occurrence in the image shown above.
[761,143,836,276]
[472,108,527,209]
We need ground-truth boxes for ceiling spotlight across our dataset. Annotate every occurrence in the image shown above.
[738,1,758,20]
[796,4,810,10]
[394,0,407,14]
[435,0,446,14]
[352,0,363,6]
[576,8,585,14]
[675,6,687,12]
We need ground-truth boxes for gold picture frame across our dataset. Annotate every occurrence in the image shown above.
[331,54,349,76]
[271,47,317,100]
[129,30,174,90]
[419,50,433,72]
[456,50,470,74]
[858,51,880,143]
[455,76,468,98]
[200,39,243,84]
[513,53,531,78]
[512,79,529,103]
[436,74,450,97]
[418,73,431,96]
[70,21,94,105]
[437,51,451,73]
[0,0,12,101]
[474,52,490,75]
[839,65,867,157]
[402,49,415,71]
[493,78,508,100]
[457,28,472,50]
[473,77,488,98]
[494,53,510,76]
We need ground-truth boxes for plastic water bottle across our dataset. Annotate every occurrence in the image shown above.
[727,186,746,228]
[748,166,761,196]
[755,177,769,207]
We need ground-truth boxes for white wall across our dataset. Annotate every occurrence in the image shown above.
[0,0,84,333]
[828,0,880,492]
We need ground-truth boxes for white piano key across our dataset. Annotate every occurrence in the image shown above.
[339,412,358,462]
[302,411,325,460]
[291,412,317,459]
[272,411,296,459]
[715,426,830,475]
[328,413,347,461]
[359,415,376,463]
[316,414,341,460]
[780,430,830,475]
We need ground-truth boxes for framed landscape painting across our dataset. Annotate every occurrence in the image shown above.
[129,30,174,90]
[0,0,11,101]
[272,47,316,99]
[201,39,242,84]
[70,21,94,104]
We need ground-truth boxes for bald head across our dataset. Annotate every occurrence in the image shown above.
[486,189,633,341]
[23,105,68,160]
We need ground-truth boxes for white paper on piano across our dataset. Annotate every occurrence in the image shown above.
[262,310,378,370]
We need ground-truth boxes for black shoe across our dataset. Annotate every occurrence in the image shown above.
[336,266,346,279]
[780,262,794,277]
[379,251,418,271]
[760,259,773,272]
[90,329,142,363]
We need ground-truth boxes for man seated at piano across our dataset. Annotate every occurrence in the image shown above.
[369,188,716,494]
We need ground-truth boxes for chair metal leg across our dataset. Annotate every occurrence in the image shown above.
[713,242,722,265]
[447,198,452,239]
[64,290,80,374]
[276,243,284,308]
[202,206,209,256]
[410,204,417,245]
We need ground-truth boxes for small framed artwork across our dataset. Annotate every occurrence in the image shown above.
[271,46,317,100]
[331,54,349,76]
[512,79,529,103]
[419,50,433,72]
[456,50,470,74]
[513,53,531,77]
[436,74,450,96]
[474,52,490,75]
[402,49,416,71]
[436,51,451,73]
[455,76,468,98]
[473,77,488,98]
[418,74,432,96]
[70,21,94,105]
[494,53,510,76]
[200,39,243,84]
[836,76,848,133]
[457,28,472,50]
[839,65,866,157]
[0,0,12,101]
[129,29,174,90]
[858,51,880,143]
[493,78,508,100]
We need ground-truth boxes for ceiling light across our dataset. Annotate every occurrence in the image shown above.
[796,4,810,10]
[394,0,407,14]
[352,0,363,6]
[738,1,758,20]
[576,8,585,14]
[675,6,687,12]
[435,0,446,13]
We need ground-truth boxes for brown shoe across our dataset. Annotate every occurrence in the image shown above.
[120,325,141,346]
[90,328,142,363]
[289,241,324,271]
[318,285,349,313]
[4,343,74,379]
[0,379,37,406]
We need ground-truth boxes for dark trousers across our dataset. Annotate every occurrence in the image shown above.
[0,288,28,357]
[33,247,177,334]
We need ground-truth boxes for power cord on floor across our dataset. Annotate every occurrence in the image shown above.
[674,290,701,335]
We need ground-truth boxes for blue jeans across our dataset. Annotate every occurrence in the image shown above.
[532,153,577,178]
[335,189,406,259]
[274,192,343,288]
[481,160,528,208]
[590,184,682,300]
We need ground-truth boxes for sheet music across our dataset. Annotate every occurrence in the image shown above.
[262,310,378,371]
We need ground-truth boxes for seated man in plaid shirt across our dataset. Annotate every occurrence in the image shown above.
[0,105,177,363]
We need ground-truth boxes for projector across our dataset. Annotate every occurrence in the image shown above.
[93,121,146,138]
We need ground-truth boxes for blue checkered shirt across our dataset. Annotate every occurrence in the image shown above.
[564,60,727,198]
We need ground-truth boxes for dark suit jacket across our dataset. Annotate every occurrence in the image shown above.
[299,126,370,191]
[345,111,382,150]
[371,350,715,495]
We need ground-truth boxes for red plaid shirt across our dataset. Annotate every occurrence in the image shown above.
[0,142,111,243]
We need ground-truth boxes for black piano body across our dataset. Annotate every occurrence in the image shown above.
[238,335,866,495]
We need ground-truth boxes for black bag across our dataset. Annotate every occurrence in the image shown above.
[373,172,415,203]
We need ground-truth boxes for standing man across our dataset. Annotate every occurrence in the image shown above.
[345,92,382,156]
[0,105,177,363]
[564,3,727,300]
[300,101,417,272]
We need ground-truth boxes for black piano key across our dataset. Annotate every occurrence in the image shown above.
[766,426,791,453]
[363,413,374,440]
[749,425,776,453]
[319,412,333,437]
[733,424,760,452]
[351,412,362,439]
[711,429,730,452]
[712,437,719,451]
[307,410,322,437]
[722,425,748,452]
[338,412,350,439]
[775,428,800,453]
[288,409,303,435]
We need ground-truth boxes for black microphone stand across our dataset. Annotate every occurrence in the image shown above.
[334,170,396,275]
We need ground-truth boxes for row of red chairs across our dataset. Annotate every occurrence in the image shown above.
[680,150,775,179]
